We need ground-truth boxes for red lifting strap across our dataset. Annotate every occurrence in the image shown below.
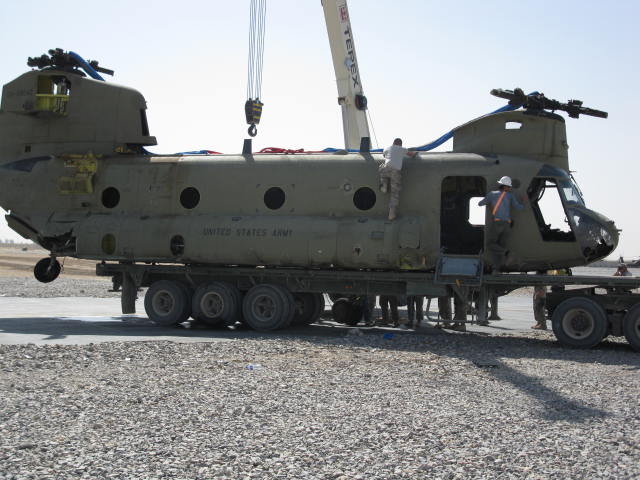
[258,147,305,154]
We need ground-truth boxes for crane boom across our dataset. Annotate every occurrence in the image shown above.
[322,0,371,150]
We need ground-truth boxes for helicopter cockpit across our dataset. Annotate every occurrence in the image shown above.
[528,165,617,262]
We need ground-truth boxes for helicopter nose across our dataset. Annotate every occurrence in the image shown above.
[570,207,618,262]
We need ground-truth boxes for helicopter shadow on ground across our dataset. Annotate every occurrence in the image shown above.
[299,320,639,423]
[195,316,639,424]
[1,313,637,423]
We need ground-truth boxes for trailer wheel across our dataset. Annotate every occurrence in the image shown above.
[623,304,640,351]
[345,304,364,326]
[144,280,191,326]
[268,285,296,328]
[331,297,364,326]
[192,282,237,326]
[328,293,343,303]
[551,297,607,349]
[291,293,323,326]
[307,293,325,324]
[242,284,292,331]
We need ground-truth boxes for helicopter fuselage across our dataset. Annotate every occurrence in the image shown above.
[0,68,618,272]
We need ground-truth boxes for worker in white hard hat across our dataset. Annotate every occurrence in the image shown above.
[478,176,526,274]
[379,138,418,220]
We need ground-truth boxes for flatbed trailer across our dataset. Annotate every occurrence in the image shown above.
[95,256,640,351]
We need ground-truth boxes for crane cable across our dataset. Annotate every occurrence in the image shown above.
[246,0,266,137]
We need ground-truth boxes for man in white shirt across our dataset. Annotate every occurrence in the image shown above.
[379,138,417,220]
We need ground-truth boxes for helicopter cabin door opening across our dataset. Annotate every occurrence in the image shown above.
[440,176,486,255]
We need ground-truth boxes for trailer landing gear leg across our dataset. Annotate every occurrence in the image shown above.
[121,272,137,314]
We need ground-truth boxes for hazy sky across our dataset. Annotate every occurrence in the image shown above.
[1,0,639,259]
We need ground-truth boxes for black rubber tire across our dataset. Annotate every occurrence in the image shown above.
[144,280,191,326]
[292,293,325,326]
[291,293,321,326]
[34,257,61,283]
[331,298,352,324]
[191,282,237,326]
[268,284,296,328]
[345,304,364,326]
[623,303,640,352]
[551,297,608,349]
[328,293,343,303]
[242,284,291,332]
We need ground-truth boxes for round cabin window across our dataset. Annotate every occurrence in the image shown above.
[264,187,286,210]
[101,234,116,255]
[353,187,376,211]
[180,187,200,209]
[101,187,120,209]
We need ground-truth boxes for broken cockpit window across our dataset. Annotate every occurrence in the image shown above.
[528,177,576,242]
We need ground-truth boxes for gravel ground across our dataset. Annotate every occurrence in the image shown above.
[1,275,639,479]
[1,333,639,479]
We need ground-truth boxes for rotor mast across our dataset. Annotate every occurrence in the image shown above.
[322,0,370,150]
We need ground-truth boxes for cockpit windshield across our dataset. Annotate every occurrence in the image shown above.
[558,178,585,207]
[528,166,617,260]
[528,177,575,242]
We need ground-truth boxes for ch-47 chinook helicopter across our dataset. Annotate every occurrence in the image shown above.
[0,57,616,276]
[1,2,634,351]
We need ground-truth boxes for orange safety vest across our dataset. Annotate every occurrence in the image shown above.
[492,191,509,222]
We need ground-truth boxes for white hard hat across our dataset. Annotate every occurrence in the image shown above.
[498,176,512,187]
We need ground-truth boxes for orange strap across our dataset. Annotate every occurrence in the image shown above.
[492,191,507,217]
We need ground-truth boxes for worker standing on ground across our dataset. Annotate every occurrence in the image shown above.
[532,285,547,330]
[438,296,452,328]
[478,176,525,274]
[379,138,417,220]
[378,295,400,327]
[614,263,632,277]
[361,295,377,326]
[407,295,424,328]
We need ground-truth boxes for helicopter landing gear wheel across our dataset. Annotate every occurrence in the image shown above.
[551,297,607,349]
[623,303,640,351]
[34,257,61,283]
[144,280,191,326]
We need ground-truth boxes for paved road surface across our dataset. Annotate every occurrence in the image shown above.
[0,295,539,345]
